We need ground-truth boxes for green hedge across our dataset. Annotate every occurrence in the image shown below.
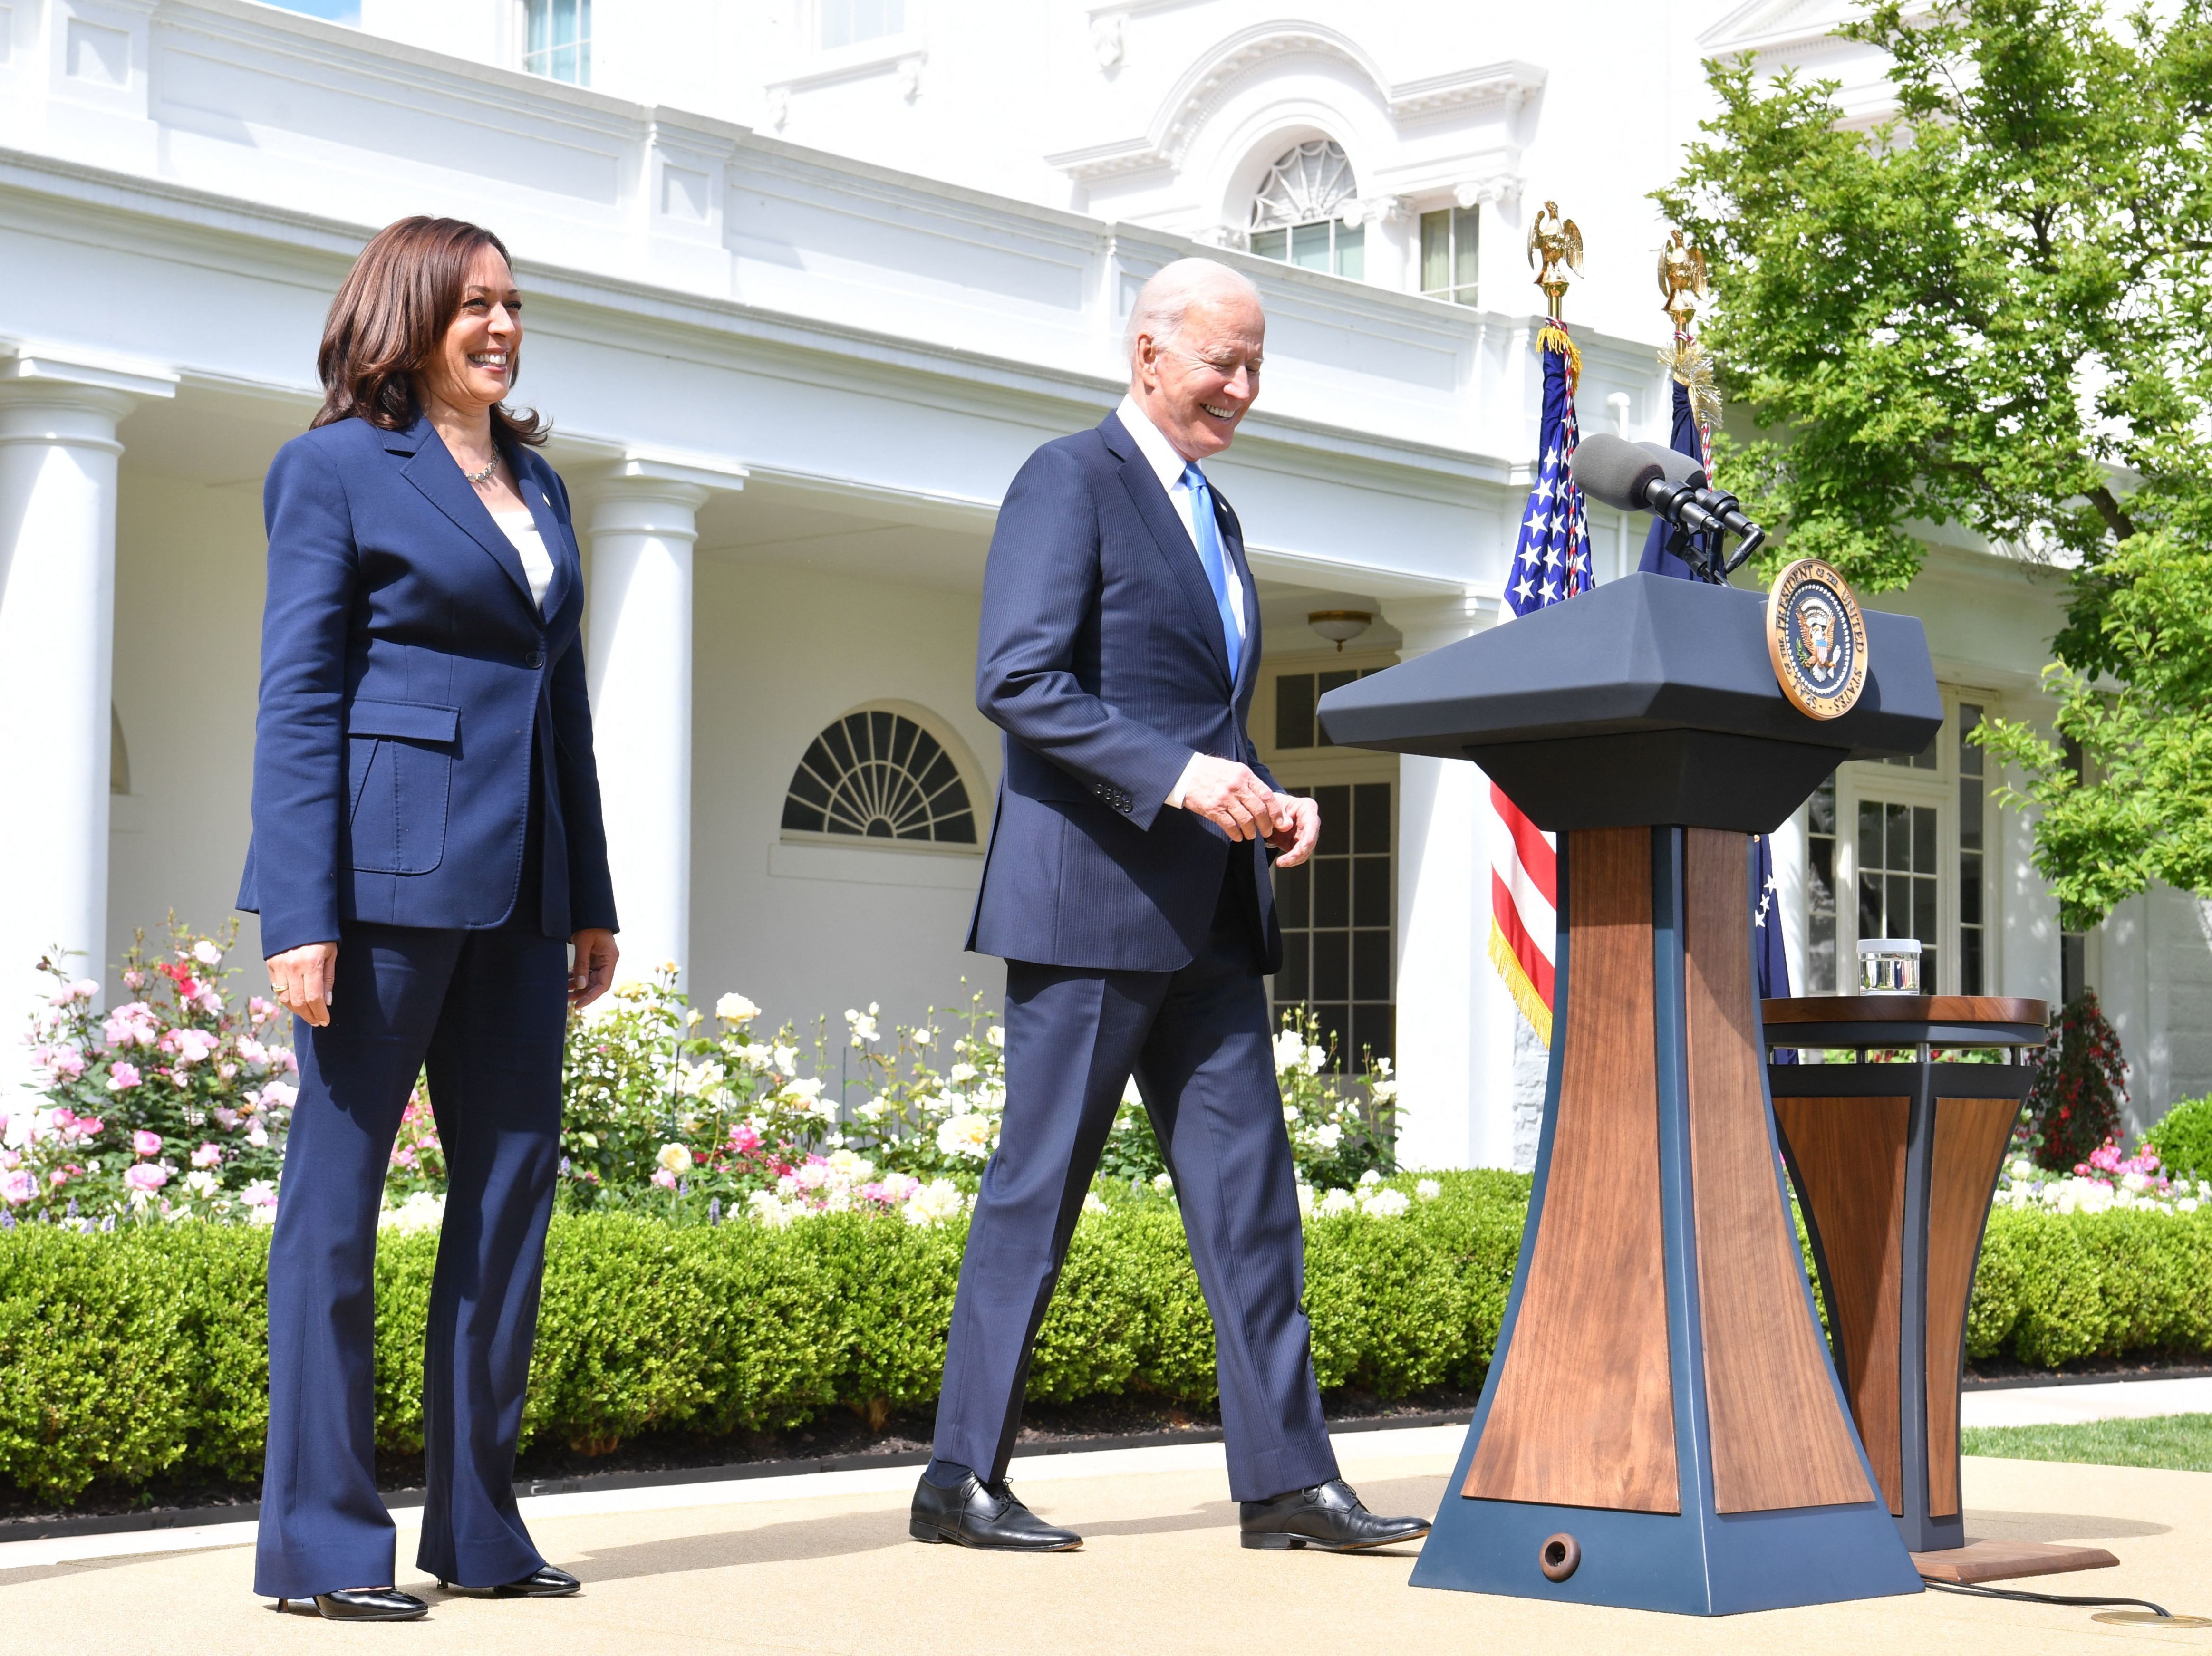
[4,1174,2209,1505]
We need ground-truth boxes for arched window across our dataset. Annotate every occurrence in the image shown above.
[781,707,978,847]
[1249,140,1364,280]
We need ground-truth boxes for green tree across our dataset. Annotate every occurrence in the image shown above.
[1657,0,2212,924]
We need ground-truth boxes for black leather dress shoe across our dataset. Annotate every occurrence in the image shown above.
[435,1565,581,1597]
[276,1588,429,1620]
[1239,1478,1432,1552]
[909,1471,1082,1551]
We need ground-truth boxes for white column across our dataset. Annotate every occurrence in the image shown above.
[1383,589,1541,1172]
[0,350,172,1096]
[586,471,710,990]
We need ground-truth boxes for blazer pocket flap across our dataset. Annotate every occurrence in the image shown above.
[347,699,460,744]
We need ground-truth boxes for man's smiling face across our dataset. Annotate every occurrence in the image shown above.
[1131,289,1265,462]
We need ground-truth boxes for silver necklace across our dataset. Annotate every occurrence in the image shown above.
[462,455,499,486]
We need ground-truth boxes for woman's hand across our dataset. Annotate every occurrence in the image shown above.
[267,942,339,1027]
[569,929,618,1009]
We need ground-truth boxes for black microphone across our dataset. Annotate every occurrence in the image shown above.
[1634,442,1766,563]
[1568,434,1726,539]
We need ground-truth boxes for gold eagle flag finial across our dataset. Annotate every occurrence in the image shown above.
[1526,200,1583,320]
[1657,228,1708,330]
[1654,227,1724,456]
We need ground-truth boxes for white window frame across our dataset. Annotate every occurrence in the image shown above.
[1814,684,2002,997]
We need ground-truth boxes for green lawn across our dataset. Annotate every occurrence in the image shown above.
[1961,1413,2212,1473]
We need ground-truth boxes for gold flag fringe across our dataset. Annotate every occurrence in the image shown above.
[1537,320,1583,395]
[1488,920,1554,1049]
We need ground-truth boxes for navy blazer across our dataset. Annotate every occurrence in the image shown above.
[966,410,1280,974]
[237,413,618,956]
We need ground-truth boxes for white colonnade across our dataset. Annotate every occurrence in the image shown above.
[1381,589,1544,1173]
[0,351,174,1097]
[583,456,743,992]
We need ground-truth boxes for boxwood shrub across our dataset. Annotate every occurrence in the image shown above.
[4,1173,2209,1505]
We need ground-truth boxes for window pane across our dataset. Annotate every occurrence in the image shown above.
[1353,783,1391,853]
[1960,851,1982,925]
[1290,221,1332,270]
[1277,931,1309,1001]
[1251,229,1287,262]
[1886,802,1910,871]
[822,0,902,47]
[1314,859,1350,928]
[1859,873,1882,941]
[1887,873,1910,935]
[1352,1003,1394,1068]
[1809,908,1836,993]
[1353,929,1391,1001]
[1959,703,1984,775]
[1352,857,1390,926]
[1912,805,1937,873]
[1959,778,1983,852]
[1859,801,1882,876]
[1275,860,1310,927]
[1334,224,1364,281]
[1913,876,1936,948]
[1807,835,1834,917]
[1421,210,1451,293]
[1453,206,1480,291]
[1960,926,1983,995]
[1315,785,1351,854]
[1312,933,1349,1001]
[1275,673,1315,750]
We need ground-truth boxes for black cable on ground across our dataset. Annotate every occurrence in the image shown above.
[1922,1576,2174,1617]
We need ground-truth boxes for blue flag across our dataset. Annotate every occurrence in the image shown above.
[1640,379,1795,1009]
[1506,327,1593,616]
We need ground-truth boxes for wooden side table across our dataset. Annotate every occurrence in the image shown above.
[1761,995,2046,1554]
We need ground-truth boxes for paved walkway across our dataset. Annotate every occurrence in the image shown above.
[1963,1377,2212,1429]
[4,1421,2209,1654]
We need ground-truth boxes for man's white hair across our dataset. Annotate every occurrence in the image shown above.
[1125,258,1263,363]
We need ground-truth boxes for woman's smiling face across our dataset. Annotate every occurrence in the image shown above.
[422,242,522,416]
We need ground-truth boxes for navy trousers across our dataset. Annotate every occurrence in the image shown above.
[933,893,1339,1502]
[253,917,568,1599]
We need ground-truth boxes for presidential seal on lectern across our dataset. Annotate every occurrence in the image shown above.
[1766,557,1869,719]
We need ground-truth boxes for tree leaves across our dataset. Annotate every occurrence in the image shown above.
[1660,0,2212,921]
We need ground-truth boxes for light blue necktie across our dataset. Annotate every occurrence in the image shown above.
[1179,462,1244,666]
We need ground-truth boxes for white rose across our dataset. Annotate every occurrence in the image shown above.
[772,1044,800,1073]
[656,1142,693,1175]
[1273,1030,1304,1070]
[1296,1184,1314,1219]
[985,1025,1004,1049]
[1360,1188,1411,1217]
[784,1076,825,1102]
[193,940,224,966]
[1152,1171,1176,1194]
[950,1063,978,1084]
[1416,1178,1442,1201]
[1316,1188,1356,1218]
[913,1028,935,1047]
[1358,1168,1382,1187]
[1314,1123,1343,1152]
[185,1168,221,1198]
[1081,1192,1108,1216]
[717,992,761,1024]
[936,1114,993,1160]
[905,1179,968,1227]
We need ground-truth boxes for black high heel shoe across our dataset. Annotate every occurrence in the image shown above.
[435,1565,581,1598]
[276,1588,429,1620]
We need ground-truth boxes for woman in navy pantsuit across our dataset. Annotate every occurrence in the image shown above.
[238,217,619,1622]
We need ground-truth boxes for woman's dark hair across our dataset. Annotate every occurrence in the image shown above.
[312,216,547,444]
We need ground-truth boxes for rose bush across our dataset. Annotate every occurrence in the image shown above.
[3,924,291,1227]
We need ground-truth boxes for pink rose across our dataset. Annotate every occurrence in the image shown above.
[0,1169,35,1205]
[122,969,147,991]
[192,1142,222,1169]
[651,1168,678,1189]
[124,1163,168,1193]
[132,1128,162,1158]
[107,1062,142,1091]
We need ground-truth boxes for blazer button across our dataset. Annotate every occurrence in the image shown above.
[524,648,545,670]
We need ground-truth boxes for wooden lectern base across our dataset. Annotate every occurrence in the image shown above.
[1410,828,1920,1616]
[1911,1539,2120,1584]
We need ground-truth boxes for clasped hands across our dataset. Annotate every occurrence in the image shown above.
[264,928,621,1027]
[1178,755,1321,868]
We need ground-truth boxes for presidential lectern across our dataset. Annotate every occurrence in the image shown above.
[1318,572,1942,1616]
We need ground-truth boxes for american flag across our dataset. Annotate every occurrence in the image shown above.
[1489,323,1590,1046]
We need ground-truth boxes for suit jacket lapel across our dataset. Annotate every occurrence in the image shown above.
[396,414,538,611]
[1099,412,1235,690]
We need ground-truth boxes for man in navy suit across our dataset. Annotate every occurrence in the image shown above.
[910,260,1430,1556]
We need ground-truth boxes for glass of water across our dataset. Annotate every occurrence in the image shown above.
[1857,938,1922,993]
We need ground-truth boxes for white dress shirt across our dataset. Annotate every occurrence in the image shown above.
[1114,394,1254,811]
[490,509,555,614]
